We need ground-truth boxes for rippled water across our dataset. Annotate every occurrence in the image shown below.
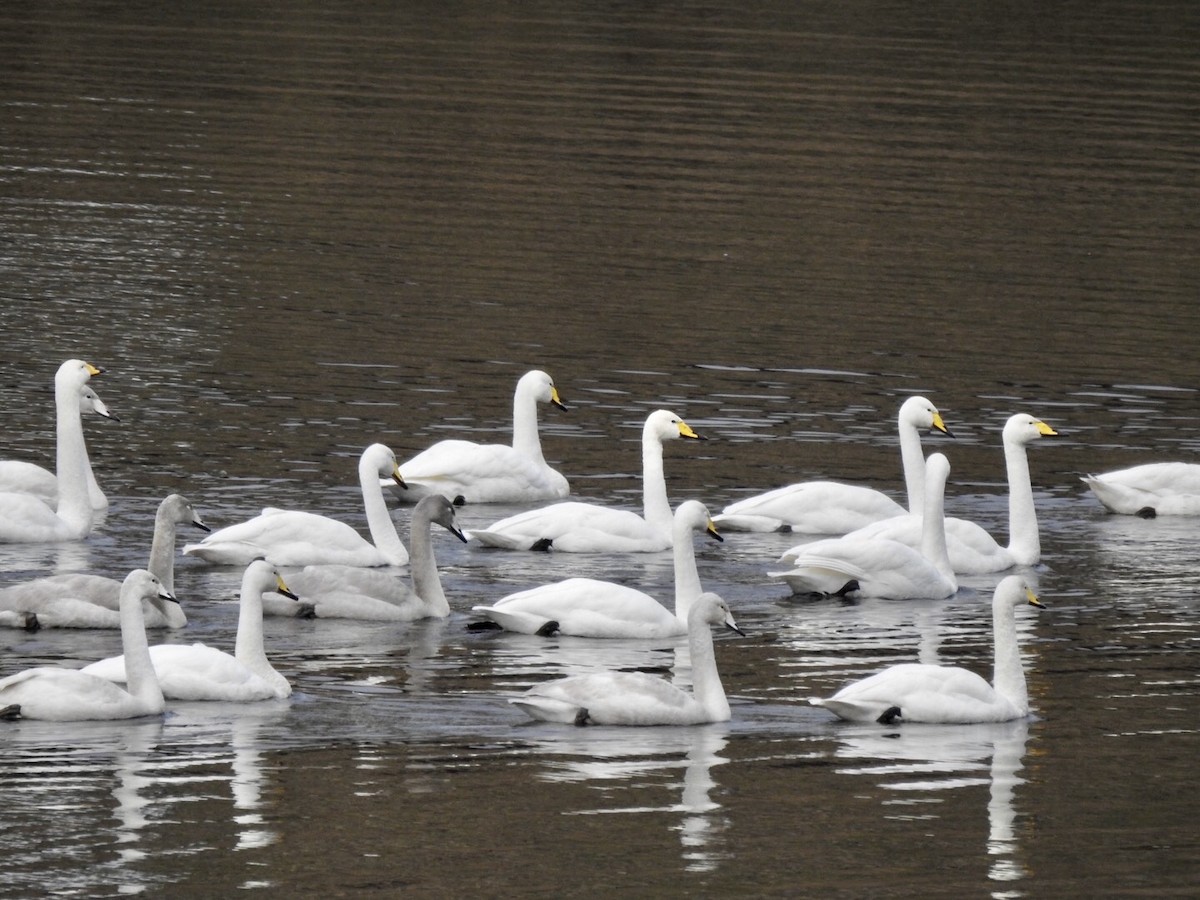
[2,1,1198,896]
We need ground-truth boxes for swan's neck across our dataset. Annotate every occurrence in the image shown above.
[671,526,702,621]
[1004,437,1040,565]
[920,470,956,587]
[511,384,546,464]
[121,588,164,712]
[53,378,93,535]
[687,620,730,721]
[991,602,1029,715]
[359,457,407,564]
[407,509,449,616]
[234,585,279,683]
[146,506,179,593]
[641,432,673,536]
[899,420,926,515]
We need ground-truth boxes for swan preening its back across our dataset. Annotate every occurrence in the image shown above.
[184,443,410,567]
[510,593,744,726]
[470,500,722,637]
[468,409,705,552]
[716,396,951,534]
[0,570,175,721]
[1082,462,1200,517]
[391,369,570,504]
[82,560,300,702]
[810,575,1046,724]
[0,359,105,543]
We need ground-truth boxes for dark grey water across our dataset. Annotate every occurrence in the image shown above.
[1,2,1198,897]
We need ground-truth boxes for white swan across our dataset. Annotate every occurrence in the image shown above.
[0,384,117,509]
[470,500,722,637]
[843,414,1057,574]
[810,575,1045,724]
[82,560,299,701]
[184,443,410,567]
[510,592,743,726]
[469,410,705,552]
[769,453,957,600]
[260,495,468,620]
[0,494,208,629]
[0,570,174,721]
[715,396,951,534]
[390,370,569,504]
[0,359,103,543]
[1082,462,1200,517]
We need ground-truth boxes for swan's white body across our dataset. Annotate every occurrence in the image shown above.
[82,560,297,702]
[843,415,1057,574]
[510,593,743,726]
[0,570,174,721]
[469,410,704,552]
[811,576,1045,724]
[391,370,569,504]
[0,494,208,629]
[261,495,467,620]
[1082,462,1200,517]
[471,501,721,637]
[716,396,950,534]
[184,443,410,567]
[0,360,103,543]
[770,453,958,600]
[0,385,116,509]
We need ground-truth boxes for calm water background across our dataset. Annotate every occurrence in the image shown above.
[2,2,1198,897]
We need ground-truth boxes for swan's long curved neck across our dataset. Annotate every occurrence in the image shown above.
[641,432,672,535]
[671,526,702,621]
[511,385,546,464]
[991,603,1029,715]
[688,622,729,721]
[1004,438,1040,565]
[146,506,179,593]
[408,509,449,616]
[121,587,164,711]
[899,421,926,515]
[234,588,273,676]
[359,456,406,562]
[920,465,956,587]
[53,376,93,535]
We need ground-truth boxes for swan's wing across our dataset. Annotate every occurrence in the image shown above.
[184,510,377,565]
[477,578,679,637]
[720,482,905,534]
[814,663,1010,724]
[772,537,953,599]
[0,667,147,720]
[397,440,567,503]
[0,461,58,504]
[1083,463,1200,515]
[82,644,283,701]
[469,502,664,552]
[0,574,120,610]
[846,515,1011,575]
[514,672,702,725]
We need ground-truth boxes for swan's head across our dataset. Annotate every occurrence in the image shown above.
[995,574,1046,611]
[363,443,407,489]
[160,494,210,532]
[692,592,744,636]
[675,500,722,542]
[245,558,300,601]
[900,396,952,438]
[521,369,569,412]
[1004,413,1058,445]
[125,569,178,606]
[645,409,705,442]
[417,494,469,543]
[79,386,119,421]
[56,359,105,390]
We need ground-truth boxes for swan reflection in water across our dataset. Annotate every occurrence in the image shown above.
[522,725,731,873]
[831,718,1032,893]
